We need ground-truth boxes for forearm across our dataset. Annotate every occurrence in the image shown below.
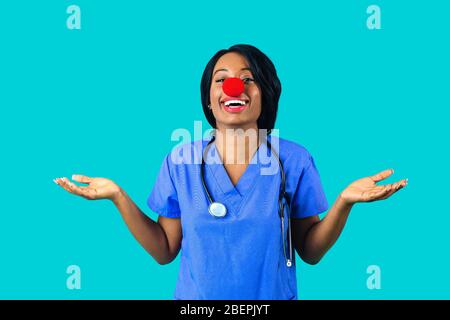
[112,188,172,264]
[301,195,354,264]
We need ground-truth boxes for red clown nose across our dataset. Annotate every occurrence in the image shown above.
[222,77,245,97]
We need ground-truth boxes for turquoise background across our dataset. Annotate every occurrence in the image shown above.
[0,0,448,299]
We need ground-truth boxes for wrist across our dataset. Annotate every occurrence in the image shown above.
[337,193,355,210]
[111,187,125,206]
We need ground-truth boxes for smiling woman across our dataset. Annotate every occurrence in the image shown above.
[201,45,281,135]
[54,44,407,300]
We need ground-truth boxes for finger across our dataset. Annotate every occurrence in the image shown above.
[370,169,395,183]
[390,179,408,190]
[55,177,78,194]
[56,177,89,197]
[379,179,407,199]
[72,174,93,184]
[66,178,99,199]
[54,177,68,188]
[379,183,400,199]
[365,184,392,201]
[374,178,407,191]
[54,177,72,192]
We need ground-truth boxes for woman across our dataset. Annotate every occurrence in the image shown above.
[54,44,407,300]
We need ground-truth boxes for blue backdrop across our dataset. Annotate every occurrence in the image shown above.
[0,0,448,299]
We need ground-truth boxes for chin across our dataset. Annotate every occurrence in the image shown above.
[217,118,258,130]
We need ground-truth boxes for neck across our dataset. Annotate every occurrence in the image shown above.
[214,125,262,165]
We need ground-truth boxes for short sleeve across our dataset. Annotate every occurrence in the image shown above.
[290,154,329,219]
[147,155,181,218]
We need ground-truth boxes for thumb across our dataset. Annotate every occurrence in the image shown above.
[370,168,394,183]
[72,174,93,184]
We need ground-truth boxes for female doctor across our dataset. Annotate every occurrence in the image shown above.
[54,44,407,300]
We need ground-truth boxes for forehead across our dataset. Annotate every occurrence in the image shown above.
[213,52,250,72]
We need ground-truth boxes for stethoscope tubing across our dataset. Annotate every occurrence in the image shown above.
[201,135,293,267]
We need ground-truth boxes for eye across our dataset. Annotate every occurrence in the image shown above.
[215,78,225,83]
[242,77,254,84]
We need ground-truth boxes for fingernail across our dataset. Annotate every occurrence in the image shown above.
[72,174,76,180]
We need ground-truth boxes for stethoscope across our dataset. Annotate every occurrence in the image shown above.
[200,132,294,268]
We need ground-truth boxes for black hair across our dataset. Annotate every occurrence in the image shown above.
[200,44,282,134]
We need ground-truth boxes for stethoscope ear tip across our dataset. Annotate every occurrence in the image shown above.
[287,260,292,268]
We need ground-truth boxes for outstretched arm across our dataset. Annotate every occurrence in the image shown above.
[55,175,182,265]
[293,169,407,265]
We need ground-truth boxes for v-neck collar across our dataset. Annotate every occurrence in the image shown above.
[203,138,268,217]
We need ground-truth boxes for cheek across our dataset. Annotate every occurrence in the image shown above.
[249,87,262,107]
[210,86,222,102]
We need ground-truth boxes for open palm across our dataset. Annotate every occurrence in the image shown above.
[340,169,407,204]
[54,175,121,201]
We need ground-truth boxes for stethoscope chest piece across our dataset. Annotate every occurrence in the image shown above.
[208,202,227,218]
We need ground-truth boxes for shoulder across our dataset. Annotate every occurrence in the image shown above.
[271,136,314,169]
[164,138,208,169]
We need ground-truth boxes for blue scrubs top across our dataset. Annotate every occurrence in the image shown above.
[147,136,328,300]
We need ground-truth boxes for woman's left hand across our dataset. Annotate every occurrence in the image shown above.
[339,169,407,205]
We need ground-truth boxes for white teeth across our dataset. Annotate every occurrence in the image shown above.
[224,100,247,107]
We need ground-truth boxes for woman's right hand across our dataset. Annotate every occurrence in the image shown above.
[54,175,122,201]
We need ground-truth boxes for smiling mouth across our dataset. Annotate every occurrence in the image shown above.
[220,99,249,113]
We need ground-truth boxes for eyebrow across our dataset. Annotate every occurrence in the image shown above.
[213,67,252,76]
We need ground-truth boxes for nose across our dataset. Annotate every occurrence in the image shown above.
[222,77,245,97]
